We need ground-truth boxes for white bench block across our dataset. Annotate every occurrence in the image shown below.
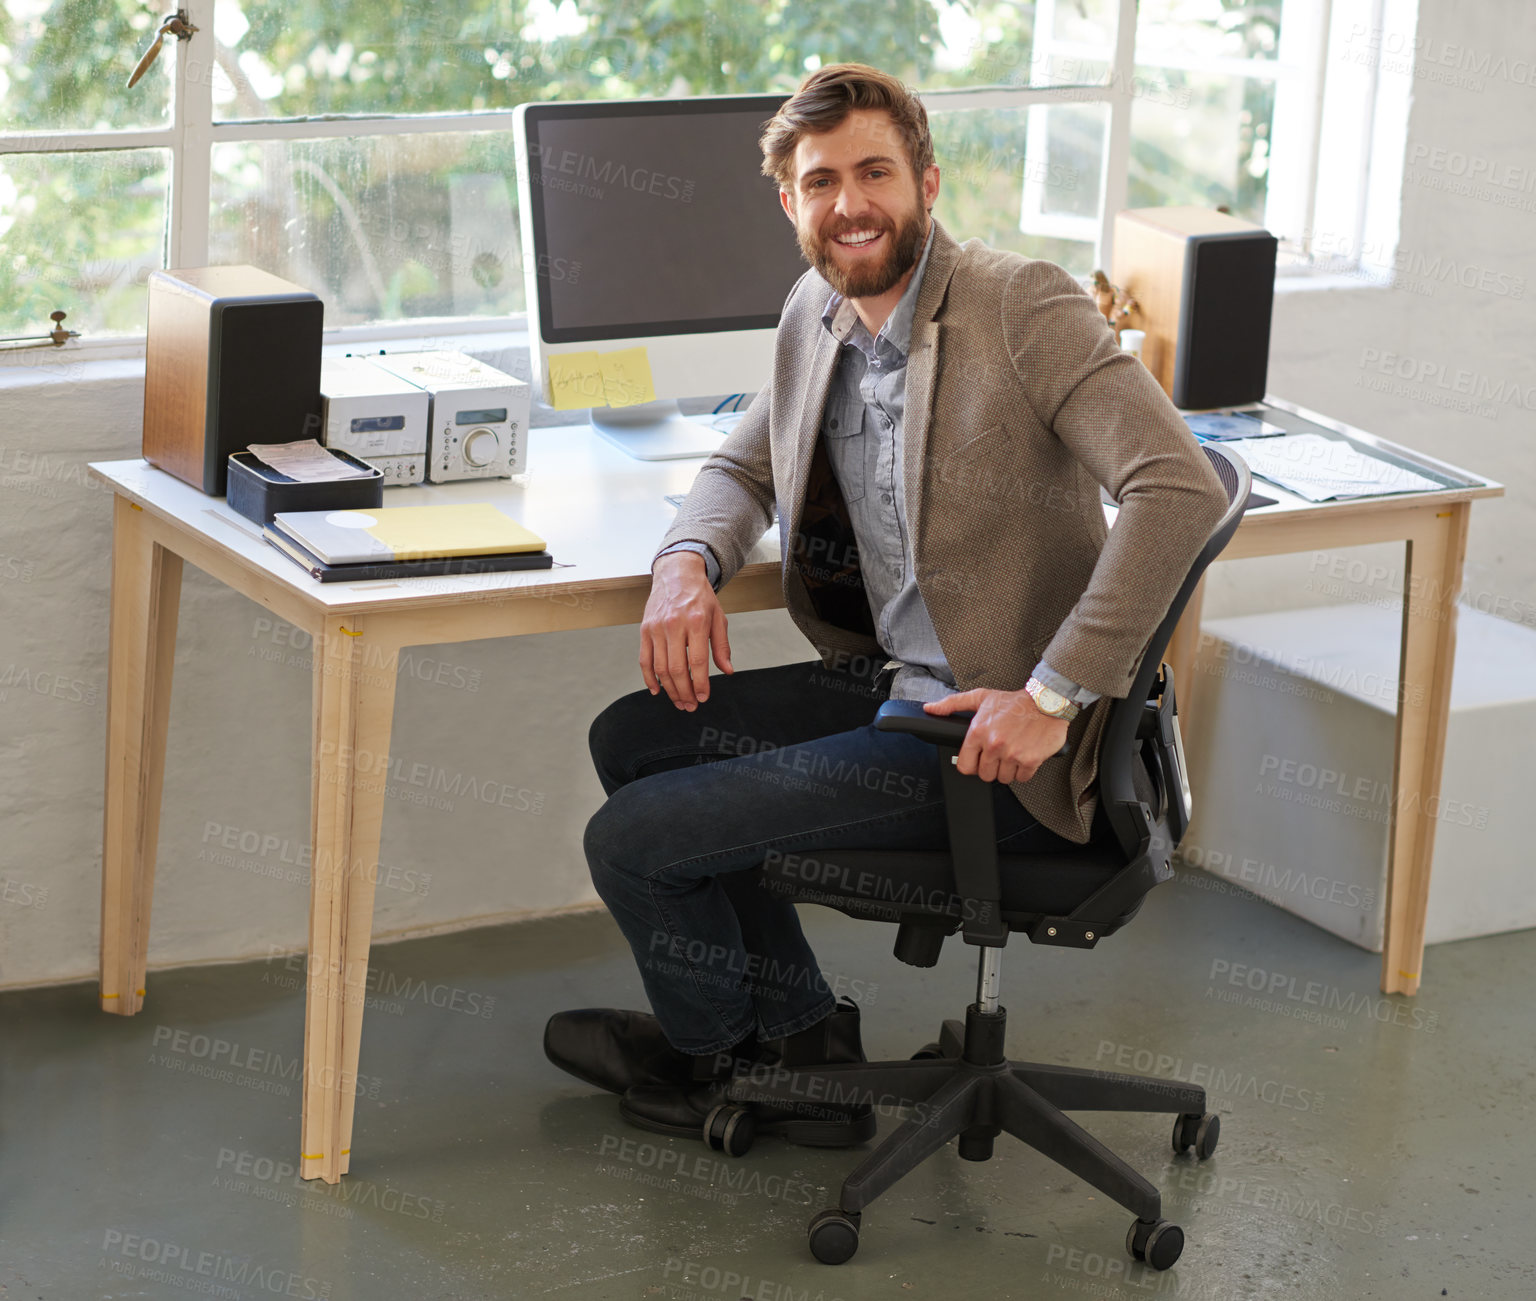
[1180,603,1535,951]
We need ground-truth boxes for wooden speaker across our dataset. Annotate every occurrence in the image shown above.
[1111,207,1277,410]
[142,266,324,495]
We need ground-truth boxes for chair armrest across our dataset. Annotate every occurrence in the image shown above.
[874,700,1008,947]
[874,699,972,746]
[875,698,1072,757]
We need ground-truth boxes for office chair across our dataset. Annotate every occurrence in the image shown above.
[706,442,1251,1267]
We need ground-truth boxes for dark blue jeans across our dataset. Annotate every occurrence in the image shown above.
[584,658,1076,1055]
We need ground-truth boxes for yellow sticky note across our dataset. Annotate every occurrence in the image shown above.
[601,347,657,408]
[548,351,607,410]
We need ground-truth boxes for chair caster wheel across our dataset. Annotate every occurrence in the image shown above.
[808,1208,860,1265]
[910,1042,944,1060]
[1172,1112,1220,1159]
[703,1103,755,1157]
[1126,1217,1184,1270]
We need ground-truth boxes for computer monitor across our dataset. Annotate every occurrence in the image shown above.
[513,94,808,460]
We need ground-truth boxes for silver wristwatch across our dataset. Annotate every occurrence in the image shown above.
[1025,675,1080,722]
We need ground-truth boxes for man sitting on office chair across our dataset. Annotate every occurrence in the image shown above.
[544,63,1228,1143]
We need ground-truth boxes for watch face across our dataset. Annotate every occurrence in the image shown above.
[1038,688,1069,715]
[1030,680,1069,715]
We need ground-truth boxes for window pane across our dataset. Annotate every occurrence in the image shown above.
[924,0,1119,91]
[211,0,1106,120]
[1135,0,1283,65]
[209,134,524,327]
[1128,71,1274,223]
[210,111,1108,332]
[929,105,1103,276]
[0,148,168,337]
[1,0,172,131]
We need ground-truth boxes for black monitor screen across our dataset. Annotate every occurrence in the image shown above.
[522,96,810,343]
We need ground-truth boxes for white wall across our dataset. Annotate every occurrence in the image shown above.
[2,0,1531,988]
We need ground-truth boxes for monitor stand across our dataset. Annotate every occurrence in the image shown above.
[589,400,728,461]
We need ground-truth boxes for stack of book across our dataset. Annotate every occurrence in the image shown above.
[264,502,552,582]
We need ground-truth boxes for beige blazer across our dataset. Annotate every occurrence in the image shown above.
[655,216,1229,843]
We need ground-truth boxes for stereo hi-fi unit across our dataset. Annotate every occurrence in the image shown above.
[319,356,430,487]
[368,351,528,483]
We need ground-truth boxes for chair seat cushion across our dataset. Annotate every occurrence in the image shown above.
[758,845,1127,928]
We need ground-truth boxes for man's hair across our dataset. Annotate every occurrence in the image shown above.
[759,63,935,193]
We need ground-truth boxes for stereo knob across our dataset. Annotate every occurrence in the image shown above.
[462,427,498,468]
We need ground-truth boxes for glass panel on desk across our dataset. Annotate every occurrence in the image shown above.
[0,148,169,339]
[1254,404,1481,493]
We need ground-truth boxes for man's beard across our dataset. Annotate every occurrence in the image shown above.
[798,200,928,299]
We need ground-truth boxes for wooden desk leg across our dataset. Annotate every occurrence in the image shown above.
[301,615,397,1183]
[100,498,183,1016]
[1381,504,1471,997]
[1164,575,1208,728]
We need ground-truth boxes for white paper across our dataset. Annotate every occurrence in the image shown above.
[1223,433,1445,502]
[248,439,374,482]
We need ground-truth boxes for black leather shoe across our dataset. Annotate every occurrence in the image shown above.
[544,1008,727,1095]
[619,1000,874,1147]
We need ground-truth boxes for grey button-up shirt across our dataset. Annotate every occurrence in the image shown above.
[816,223,951,703]
[660,222,1096,708]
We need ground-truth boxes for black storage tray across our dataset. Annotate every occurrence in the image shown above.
[227,449,384,525]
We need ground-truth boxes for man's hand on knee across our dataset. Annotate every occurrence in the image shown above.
[923,688,1068,785]
[641,552,734,711]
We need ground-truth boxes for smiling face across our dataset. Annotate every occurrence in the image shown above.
[779,108,940,300]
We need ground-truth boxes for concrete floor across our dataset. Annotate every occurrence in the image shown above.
[3,866,1532,1301]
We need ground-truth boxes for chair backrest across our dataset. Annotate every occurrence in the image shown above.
[1095,443,1251,860]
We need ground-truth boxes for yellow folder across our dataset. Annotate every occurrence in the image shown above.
[271,503,546,564]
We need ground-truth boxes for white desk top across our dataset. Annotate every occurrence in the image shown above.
[89,397,1499,616]
[90,423,781,614]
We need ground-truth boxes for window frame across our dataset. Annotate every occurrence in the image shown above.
[1020,0,1332,248]
[0,0,1395,358]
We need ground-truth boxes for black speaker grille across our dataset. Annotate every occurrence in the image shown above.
[1175,233,1277,409]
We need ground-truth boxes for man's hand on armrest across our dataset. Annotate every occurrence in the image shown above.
[641,551,734,711]
[922,688,1068,785]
